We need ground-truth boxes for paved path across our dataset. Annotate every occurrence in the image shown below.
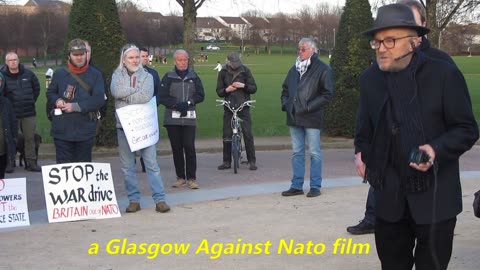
[1,140,479,269]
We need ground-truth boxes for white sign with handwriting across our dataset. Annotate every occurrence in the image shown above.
[116,97,159,152]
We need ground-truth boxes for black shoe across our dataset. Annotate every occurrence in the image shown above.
[249,162,257,170]
[306,188,321,197]
[217,162,231,170]
[281,188,304,196]
[346,220,375,235]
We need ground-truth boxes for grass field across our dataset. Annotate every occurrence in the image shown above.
[31,53,480,143]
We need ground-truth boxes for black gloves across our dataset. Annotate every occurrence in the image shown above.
[176,101,189,117]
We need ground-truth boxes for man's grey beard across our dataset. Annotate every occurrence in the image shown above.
[125,63,139,72]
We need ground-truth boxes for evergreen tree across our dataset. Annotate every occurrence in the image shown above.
[67,0,125,146]
[325,0,373,137]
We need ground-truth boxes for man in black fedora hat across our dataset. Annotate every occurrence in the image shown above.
[354,3,478,269]
[347,0,459,237]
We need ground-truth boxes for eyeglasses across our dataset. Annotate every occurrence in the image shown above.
[298,47,311,53]
[369,36,413,50]
[6,59,19,62]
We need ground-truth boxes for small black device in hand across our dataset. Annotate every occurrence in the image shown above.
[409,149,430,164]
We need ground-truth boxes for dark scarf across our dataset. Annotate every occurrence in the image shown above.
[365,50,432,193]
[175,66,188,79]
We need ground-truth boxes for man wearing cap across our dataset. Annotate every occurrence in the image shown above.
[46,38,105,163]
[348,0,457,236]
[1,52,41,172]
[355,4,478,269]
[280,38,333,198]
[216,51,258,171]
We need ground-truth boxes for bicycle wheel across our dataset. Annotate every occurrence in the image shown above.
[232,134,241,174]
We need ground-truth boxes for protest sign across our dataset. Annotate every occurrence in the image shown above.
[116,97,159,152]
[0,178,30,228]
[42,163,121,223]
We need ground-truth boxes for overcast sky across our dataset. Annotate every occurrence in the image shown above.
[12,0,346,16]
[135,0,346,16]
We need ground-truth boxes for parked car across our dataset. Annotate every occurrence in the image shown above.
[206,45,220,50]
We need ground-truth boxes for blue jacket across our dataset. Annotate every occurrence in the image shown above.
[46,66,105,141]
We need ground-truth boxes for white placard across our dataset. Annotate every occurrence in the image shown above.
[0,178,30,228]
[42,163,121,223]
[116,97,159,152]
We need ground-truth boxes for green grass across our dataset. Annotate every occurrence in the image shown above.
[33,54,480,143]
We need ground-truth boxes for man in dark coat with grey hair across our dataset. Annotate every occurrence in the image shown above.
[355,4,478,269]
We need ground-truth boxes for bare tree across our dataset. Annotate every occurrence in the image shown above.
[175,0,207,67]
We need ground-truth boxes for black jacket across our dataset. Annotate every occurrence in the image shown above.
[159,68,205,126]
[419,38,455,65]
[216,64,257,109]
[0,96,17,163]
[281,53,333,129]
[1,64,41,118]
[355,51,479,224]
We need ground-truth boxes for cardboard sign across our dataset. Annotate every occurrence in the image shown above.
[42,163,121,223]
[116,97,159,152]
[0,178,30,228]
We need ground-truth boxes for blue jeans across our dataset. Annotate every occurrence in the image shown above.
[117,129,166,203]
[289,126,322,190]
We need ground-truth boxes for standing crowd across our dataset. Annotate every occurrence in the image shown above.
[0,1,478,269]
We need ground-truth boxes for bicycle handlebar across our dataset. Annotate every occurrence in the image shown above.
[216,99,256,113]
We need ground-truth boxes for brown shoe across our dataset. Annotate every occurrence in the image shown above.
[155,201,171,213]
[126,202,141,213]
[249,162,257,170]
[172,178,186,188]
[187,179,199,189]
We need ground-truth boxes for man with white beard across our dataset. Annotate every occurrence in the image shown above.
[110,44,170,214]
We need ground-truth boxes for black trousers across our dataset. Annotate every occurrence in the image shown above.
[222,109,256,164]
[54,138,95,164]
[375,204,456,270]
[0,154,6,179]
[165,125,197,180]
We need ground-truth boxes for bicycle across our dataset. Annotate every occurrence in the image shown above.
[216,99,256,173]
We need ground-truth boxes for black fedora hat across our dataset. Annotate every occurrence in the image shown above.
[363,3,429,37]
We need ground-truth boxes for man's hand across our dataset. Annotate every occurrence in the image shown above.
[226,85,237,93]
[232,82,245,88]
[354,152,366,178]
[176,101,189,117]
[61,103,73,113]
[56,99,66,108]
[409,144,436,172]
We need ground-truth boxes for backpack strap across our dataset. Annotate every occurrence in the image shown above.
[64,67,91,95]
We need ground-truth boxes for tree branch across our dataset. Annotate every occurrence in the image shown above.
[439,0,465,29]
[194,0,208,9]
[176,0,184,7]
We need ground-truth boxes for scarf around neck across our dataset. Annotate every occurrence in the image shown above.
[365,50,432,193]
[67,61,89,74]
[295,55,311,78]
